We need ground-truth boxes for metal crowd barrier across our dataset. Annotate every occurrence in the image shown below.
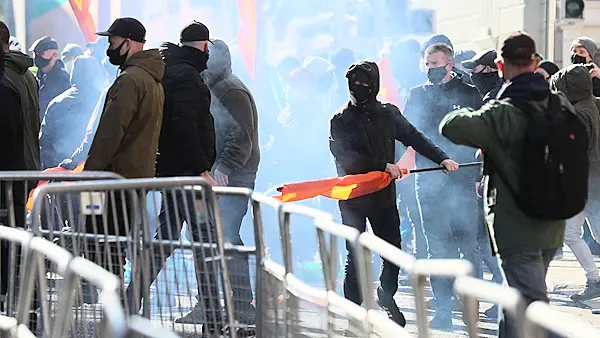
[359,231,474,338]
[0,225,147,338]
[524,301,600,338]
[0,315,36,338]
[0,171,123,319]
[454,276,526,338]
[273,202,406,337]
[29,177,233,337]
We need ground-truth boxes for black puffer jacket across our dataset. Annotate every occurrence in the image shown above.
[404,74,483,194]
[156,43,215,177]
[202,40,260,181]
[329,61,448,208]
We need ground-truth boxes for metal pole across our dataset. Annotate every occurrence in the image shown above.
[12,0,27,52]
[546,0,557,60]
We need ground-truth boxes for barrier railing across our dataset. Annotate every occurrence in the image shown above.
[28,178,235,336]
[524,301,600,338]
[0,171,123,320]
[0,314,36,338]
[359,230,474,338]
[454,276,526,338]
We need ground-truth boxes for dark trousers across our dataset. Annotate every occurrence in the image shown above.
[419,193,481,315]
[125,191,222,320]
[340,202,401,304]
[216,179,254,309]
[499,249,558,338]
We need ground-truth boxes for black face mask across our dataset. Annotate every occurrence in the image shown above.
[427,65,448,85]
[470,72,499,95]
[181,45,209,72]
[572,54,587,65]
[349,84,371,104]
[34,55,52,69]
[106,40,128,66]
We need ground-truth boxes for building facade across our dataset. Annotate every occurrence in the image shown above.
[412,0,600,67]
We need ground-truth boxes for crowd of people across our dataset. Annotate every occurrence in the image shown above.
[1,12,600,338]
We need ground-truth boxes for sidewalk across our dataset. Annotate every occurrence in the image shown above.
[546,247,600,328]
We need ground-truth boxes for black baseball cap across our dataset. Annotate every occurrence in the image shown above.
[180,21,213,43]
[96,17,146,43]
[499,31,536,62]
[29,36,59,53]
[462,49,498,69]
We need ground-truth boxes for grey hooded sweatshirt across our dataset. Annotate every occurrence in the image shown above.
[203,39,260,181]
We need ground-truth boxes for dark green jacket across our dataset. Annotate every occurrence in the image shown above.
[439,97,566,254]
[4,52,40,170]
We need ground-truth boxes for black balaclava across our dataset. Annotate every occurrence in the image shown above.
[470,72,500,95]
[347,67,374,106]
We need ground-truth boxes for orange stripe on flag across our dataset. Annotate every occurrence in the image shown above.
[275,148,417,202]
[68,0,97,43]
[26,162,86,211]
[378,57,404,110]
[237,0,258,79]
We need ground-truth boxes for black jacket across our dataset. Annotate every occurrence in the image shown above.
[38,60,70,119]
[330,61,448,208]
[4,52,40,171]
[203,40,260,181]
[404,74,483,194]
[593,77,600,97]
[0,67,26,226]
[156,43,216,177]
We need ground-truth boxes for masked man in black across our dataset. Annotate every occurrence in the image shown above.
[329,61,458,327]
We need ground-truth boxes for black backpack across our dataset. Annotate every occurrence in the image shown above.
[499,92,589,220]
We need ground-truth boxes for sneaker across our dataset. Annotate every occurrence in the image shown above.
[429,312,453,330]
[571,281,600,301]
[377,298,406,327]
[174,304,204,324]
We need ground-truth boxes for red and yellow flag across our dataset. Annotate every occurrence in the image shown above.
[378,56,402,109]
[68,0,97,43]
[237,0,260,79]
[276,148,416,202]
[26,162,86,211]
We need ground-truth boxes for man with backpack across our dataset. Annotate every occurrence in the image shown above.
[440,32,588,338]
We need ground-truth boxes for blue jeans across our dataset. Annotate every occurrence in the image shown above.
[125,190,222,319]
[215,178,255,307]
[419,191,481,315]
[477,199,505,285]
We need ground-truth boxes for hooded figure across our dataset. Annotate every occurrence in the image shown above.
[201,39,260,183]
[550,64,600,301]
[329,60,450,327]
[551,65,600,216]
[39,55,107,169]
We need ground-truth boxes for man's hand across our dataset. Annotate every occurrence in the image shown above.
[591,63,600,79]
[385,163,402,179]
[201,171,218,187]
[214,169,229,186]
[441,159,459,174]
